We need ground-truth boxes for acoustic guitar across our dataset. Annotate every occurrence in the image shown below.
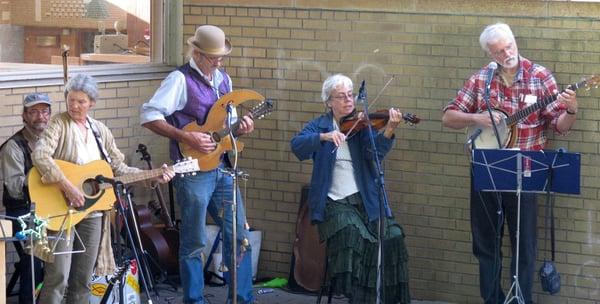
[28,158,199,231]
[178,89,274,171]
[467,75,599,149]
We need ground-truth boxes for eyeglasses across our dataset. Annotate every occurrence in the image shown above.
[491,42,515,58]
[330,92,354,101]
[26,109,50,116]
[204,54,223,64]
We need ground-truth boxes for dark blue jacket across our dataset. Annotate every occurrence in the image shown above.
[290,111,395,223]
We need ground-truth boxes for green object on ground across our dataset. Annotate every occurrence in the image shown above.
[256,277,287,288]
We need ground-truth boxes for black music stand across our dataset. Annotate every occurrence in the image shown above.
[471,148,580,304]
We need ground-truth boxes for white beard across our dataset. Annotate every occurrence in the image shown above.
[502,55,519,69]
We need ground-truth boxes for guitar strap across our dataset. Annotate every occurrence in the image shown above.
[87,117,112,164]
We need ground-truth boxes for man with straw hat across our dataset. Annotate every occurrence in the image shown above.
[141,25,256,304]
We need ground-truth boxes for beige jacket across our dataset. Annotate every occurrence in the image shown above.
[31,112,142,275]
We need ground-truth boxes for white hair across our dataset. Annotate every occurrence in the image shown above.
[321,74,353,104]
[479,23,516,53]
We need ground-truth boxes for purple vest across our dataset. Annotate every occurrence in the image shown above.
[166,63,231,160]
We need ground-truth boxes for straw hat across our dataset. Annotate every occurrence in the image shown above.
[187,25,232,56]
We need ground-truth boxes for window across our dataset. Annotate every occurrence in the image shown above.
[0,0,156,72]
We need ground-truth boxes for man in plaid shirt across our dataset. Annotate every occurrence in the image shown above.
[442,23,578,304]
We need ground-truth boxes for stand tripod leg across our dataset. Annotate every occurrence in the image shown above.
[504,180,525,304]
[116,185,159,303]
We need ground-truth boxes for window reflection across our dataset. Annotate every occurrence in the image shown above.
[0,0,151,71]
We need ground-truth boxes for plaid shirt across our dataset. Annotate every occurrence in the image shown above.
[444,57,567,151]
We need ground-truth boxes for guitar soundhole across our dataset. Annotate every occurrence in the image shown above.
[212,132,222,143]
[82,178,101,198]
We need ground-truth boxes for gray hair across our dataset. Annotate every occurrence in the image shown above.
[321,74,353,104]
[64,74,99,101]
[479,23,515,53]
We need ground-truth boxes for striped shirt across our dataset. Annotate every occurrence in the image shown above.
[444,57,567,151]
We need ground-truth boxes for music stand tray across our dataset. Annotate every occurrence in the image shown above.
[471,149,580,194]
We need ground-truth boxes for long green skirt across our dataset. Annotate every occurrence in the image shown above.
[318,193,410,304]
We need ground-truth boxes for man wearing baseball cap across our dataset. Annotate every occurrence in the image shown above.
[141,25,256,303]
[0,93,51,303]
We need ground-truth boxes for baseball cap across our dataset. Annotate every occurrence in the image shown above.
[23,93,52,107]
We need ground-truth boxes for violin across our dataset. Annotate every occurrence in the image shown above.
[339,109,420,136]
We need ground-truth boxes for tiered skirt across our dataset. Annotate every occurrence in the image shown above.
[318,194,410,304]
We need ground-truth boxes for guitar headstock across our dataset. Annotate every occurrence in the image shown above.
[173,157,200,175]
[250,99,274,120]
[136,143,151,162]
[402,113,421,126]
[582,74,600,91]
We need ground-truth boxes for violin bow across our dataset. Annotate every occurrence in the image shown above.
[367,75,395,110]
[341,75,396,137]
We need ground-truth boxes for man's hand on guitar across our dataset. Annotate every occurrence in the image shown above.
[59,179,85,208]
[473,112,503,128]
[155,163,175,184]
[236,114,254,136]
[183,131,217,153]
[556,88,578,114]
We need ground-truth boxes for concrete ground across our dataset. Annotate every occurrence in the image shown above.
[6,281,452,303]
[139,283,453,304]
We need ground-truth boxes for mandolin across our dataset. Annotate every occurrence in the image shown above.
[467,75,600,149]
[178,89,274,171]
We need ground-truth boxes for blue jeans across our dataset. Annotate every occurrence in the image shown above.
[471,183,537,304]
[175,166,254,304]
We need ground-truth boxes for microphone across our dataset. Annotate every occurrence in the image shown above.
[485,62,498,92]
[466,128,483,145]
[357,80,366,103]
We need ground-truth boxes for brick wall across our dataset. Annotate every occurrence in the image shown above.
[1,1,599,303]
[182,1,600,303]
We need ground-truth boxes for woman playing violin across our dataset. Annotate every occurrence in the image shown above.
[290,74,410,303]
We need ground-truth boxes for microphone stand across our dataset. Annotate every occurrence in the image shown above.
[483,63,502,149]
[481,63,505,303]
[100,176,156,303]
[358,80,387,304]
[226,103,238,304]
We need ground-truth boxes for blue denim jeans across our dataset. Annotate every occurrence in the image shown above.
[471,183,537,304]
[174,166,254,304]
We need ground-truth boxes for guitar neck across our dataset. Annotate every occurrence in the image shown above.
[216,107,265,139]
[115,168,163,185]
[217,120,242,139]
[505,79,586,126]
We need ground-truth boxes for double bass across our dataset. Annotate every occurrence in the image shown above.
[133,144,180,274]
